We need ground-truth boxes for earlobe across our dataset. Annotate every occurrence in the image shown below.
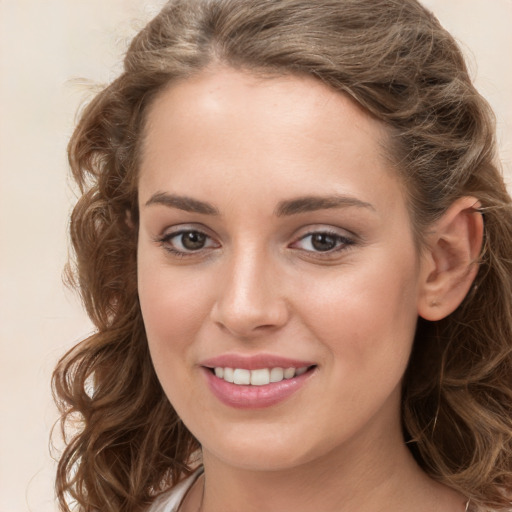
[418,197,483,321]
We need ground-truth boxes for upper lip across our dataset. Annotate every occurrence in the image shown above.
[199,353,316,370]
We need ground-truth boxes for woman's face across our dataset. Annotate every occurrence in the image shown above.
[137,68,428,471]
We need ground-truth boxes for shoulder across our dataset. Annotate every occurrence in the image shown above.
[146,468,204,512]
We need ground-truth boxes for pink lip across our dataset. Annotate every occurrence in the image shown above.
[200,353,316,370]
[199,354,317,409]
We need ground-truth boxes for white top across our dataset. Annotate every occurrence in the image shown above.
[147,468,204,512]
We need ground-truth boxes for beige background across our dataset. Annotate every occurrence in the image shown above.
[1,1,511,511]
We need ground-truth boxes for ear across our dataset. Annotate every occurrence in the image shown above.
[125,209,135,229]
[417,197,483,321]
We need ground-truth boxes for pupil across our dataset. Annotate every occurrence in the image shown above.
[312,233,336,251]
[182,231,206,250]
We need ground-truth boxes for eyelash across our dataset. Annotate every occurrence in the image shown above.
[155,228,356,258]
[155,229,219,258]
[291,230,356,256]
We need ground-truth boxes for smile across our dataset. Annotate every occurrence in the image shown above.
[202,360,317,409]
[213,366,310,386]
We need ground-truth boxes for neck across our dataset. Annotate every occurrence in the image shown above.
[183,421,464,512]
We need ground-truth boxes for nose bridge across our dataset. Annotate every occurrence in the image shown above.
[211,241,287,336]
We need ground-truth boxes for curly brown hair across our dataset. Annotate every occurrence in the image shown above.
[52,1,512,511]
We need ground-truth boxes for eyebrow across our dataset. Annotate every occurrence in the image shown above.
[144,192,374,217]
[275,195,375,217]
[145,192,219,215]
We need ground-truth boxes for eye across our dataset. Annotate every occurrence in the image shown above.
[157,229,219,255]
[291,230,355,253]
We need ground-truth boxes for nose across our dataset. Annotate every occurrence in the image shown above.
[210,246,290,339]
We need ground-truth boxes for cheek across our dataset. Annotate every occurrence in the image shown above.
[137,267,212,418]
[137,255,212,368]
[300,251,420,378]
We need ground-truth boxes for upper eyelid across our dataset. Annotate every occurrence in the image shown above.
[159,223,214,238]
[292,224,358,240]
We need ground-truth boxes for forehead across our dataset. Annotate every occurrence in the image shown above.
[138,67,405,219]
[142,67,389,158]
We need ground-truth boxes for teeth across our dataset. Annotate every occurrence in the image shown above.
[233,369,250,385]
[269,367,284,383]
[223,367,234,383]
[213,366,310,385]
[251,368,270,386]
[284,367,295,379]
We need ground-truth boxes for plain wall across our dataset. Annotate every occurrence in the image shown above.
[1,1,511,511]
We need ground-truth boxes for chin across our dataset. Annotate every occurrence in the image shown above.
[195,419,340,473]
[206,442,317,472]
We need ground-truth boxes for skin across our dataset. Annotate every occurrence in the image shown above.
[137,67,472,511]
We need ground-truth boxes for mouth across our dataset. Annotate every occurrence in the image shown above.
[200,354,317,408]
[208,365,316,386]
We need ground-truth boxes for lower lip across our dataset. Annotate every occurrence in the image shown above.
[202,367,315,409]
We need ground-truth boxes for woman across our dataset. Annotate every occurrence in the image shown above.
[52,0,512,511]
